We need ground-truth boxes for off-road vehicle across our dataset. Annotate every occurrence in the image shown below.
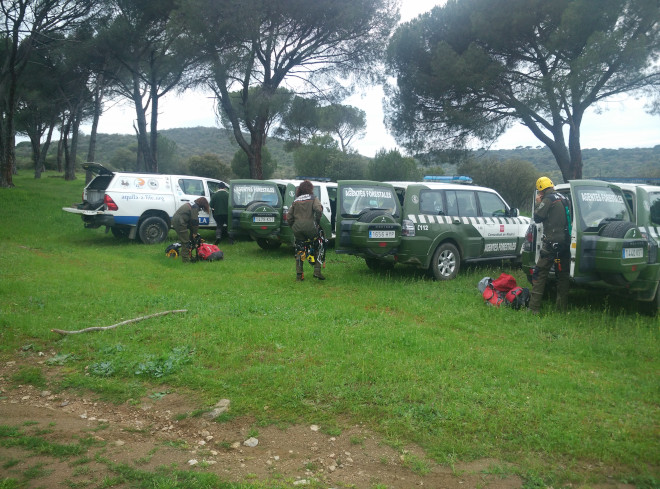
[336,180,530,280]
[62,163,227,244]
[521,179,660,314]
[228,179,336,250]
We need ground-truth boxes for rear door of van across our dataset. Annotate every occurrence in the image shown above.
[336,181,402,259]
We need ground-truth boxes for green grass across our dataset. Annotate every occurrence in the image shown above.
[1,173,659,487]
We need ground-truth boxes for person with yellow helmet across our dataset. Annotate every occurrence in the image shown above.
[529,177,572,313]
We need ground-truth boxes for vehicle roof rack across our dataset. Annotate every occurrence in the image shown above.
[423,175,473,184]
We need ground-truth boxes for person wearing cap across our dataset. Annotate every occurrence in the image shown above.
[210,183,230,245]
[172,197,210,263]
[529,177,571,313]
[287,180,325,281]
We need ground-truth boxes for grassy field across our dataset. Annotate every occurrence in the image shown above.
[0,173,658,488]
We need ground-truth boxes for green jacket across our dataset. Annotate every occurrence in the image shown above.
[172,203,199,234]
[210,189,229,217]
[534,191,570,245]
[287,194,322,240]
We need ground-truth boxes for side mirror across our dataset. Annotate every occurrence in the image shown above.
[508,208,520,218]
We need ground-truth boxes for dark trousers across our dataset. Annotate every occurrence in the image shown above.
[214,215,228,241]
[529,244,570,312]
[175,228,192,262]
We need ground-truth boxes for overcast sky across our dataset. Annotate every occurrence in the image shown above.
[89,0,660,156]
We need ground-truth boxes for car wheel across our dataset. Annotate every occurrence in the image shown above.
[138,216,169,244]
[110,226,130,239]
[599,221,636,238]
[256,238,282,250]
[431,243,460,281]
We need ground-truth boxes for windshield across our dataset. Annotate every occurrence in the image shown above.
[340,185,399,217]
[231,184,280,208]
[574,185,631,231]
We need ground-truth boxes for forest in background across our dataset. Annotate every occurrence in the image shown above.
[15,126,658,182]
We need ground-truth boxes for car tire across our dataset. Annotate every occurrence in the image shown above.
[138,216,169,244]
[431,243,460,281]
[256,238,282,250]
[599,221,636,238]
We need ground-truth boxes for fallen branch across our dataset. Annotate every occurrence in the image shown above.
[51,310,188,335]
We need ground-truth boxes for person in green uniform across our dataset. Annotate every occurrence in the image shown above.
[210,183,230,245]
[286,180,325,281]
[529,177,571,313]
[172,197,210,263]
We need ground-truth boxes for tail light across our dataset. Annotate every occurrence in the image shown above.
[525,227,534,243]
[104,194,118,211]
[402,219,415,237]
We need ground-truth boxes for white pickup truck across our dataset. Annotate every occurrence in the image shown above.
[63,163,227,244]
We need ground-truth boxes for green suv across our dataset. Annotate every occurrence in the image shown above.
[521,180,660,314]
[228,179,337,249]
[336,180,530,280]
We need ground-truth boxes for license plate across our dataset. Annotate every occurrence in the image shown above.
[623,248,643,259]
[253,216,274,223]
[369,230,395,239]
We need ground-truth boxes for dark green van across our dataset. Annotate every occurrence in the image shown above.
[336,180,529,279]
[521,180,660,314]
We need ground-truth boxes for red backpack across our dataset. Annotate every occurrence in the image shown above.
[196,243,224,262]
[491,273,517,292]
[482,285,505,307]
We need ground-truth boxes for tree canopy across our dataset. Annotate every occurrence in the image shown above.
[179,0,398,178]
[386,0,660,182]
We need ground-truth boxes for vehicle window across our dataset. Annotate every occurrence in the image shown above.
[178,178,204,196]
[445,191,458,216]
[341,185,399,217]
[420,190,445,215]
[207,181,222,194]
[231,183,280,208]
[574,185,631,231]
[477,191,507,217]
[453,190,478,217]
[650,192,660,226]
[623,191,635,217]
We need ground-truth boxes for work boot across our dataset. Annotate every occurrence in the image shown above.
[297,273,304,281]
[313,262,325,280]
[213,239,220,246]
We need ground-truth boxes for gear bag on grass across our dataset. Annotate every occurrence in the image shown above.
[491,273,517,292]
[197,243,224,261]
[504,286,530,310]
[165,242,181,258]
[482,284,505,307]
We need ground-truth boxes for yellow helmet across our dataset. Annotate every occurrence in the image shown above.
[536,176,554,192]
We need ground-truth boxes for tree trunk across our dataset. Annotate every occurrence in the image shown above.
[132,74,152,173]
[57,118,65,173]
[65,105,82,181]
[86,75,104,184]
[31,134,42,179]
[39,123,55,175]
[148,75,159,173]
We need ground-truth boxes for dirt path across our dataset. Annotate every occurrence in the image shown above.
[0,357,526,488]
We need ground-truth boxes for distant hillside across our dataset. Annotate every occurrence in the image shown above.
[15,125,658,181]
[480,146,660,183]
